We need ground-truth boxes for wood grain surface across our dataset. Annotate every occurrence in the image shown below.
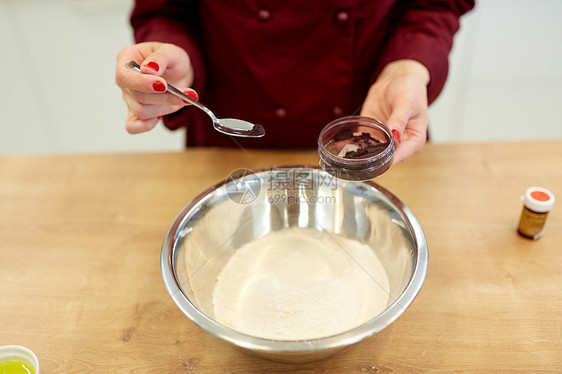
[1,141,561,373]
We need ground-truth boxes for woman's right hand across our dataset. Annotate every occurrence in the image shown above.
[115,42,198,134]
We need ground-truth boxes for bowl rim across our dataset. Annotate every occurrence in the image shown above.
[0,345,39,371]
[161,166,428,353]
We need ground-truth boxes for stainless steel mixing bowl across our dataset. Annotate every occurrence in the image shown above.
[161,166,428,363]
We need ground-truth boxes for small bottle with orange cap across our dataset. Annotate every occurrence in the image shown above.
[517,187,555,239]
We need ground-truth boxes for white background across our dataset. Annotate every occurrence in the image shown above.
[1,0,561,154]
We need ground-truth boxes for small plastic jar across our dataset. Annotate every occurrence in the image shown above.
[517,187,555,240]
[318,116,394,181]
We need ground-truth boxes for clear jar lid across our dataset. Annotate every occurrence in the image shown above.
[317,116,394,181]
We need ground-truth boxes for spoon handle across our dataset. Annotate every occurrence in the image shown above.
[125,61,218,122]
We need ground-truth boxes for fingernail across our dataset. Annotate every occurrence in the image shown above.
[392,129,401,144]
[183,90,199,103]
[152,81,166,92]
[145,61,159,72]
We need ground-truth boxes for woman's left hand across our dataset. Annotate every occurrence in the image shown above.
[360,59,430,164]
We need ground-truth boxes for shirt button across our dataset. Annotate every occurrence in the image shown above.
[332,106,343,117]
[258,9,271,21]
[336,11,349,23]
[275,107,287,118]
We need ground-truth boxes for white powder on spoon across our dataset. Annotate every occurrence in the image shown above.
[212,228,390,340]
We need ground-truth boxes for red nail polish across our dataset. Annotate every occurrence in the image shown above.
[152,81,166,92]
[183,90,199,103]
[392,129,401,144]
[146,61,159,72]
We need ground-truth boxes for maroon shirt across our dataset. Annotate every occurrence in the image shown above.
[131,0,474,148]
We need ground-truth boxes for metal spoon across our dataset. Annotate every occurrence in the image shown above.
[126,61,265,138]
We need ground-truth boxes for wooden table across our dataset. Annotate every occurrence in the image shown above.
[1,141,561,372]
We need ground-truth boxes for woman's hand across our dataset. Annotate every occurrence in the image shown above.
[360,59,430,164]
[115,42,198,134]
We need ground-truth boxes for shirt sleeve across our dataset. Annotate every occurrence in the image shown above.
[374,0,475,104]
[130,0,206,95]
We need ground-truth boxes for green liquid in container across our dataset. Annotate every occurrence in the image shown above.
[0,360,35,374]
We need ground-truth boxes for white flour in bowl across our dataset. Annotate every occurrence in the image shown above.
[212,227,390,340]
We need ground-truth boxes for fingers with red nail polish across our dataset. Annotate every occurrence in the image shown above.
[152,81,166,92]
[145,61,159,72]
[186,90,198,101]
[116,42,195,134]
[392,129,401,144]
[182,90,199,104]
